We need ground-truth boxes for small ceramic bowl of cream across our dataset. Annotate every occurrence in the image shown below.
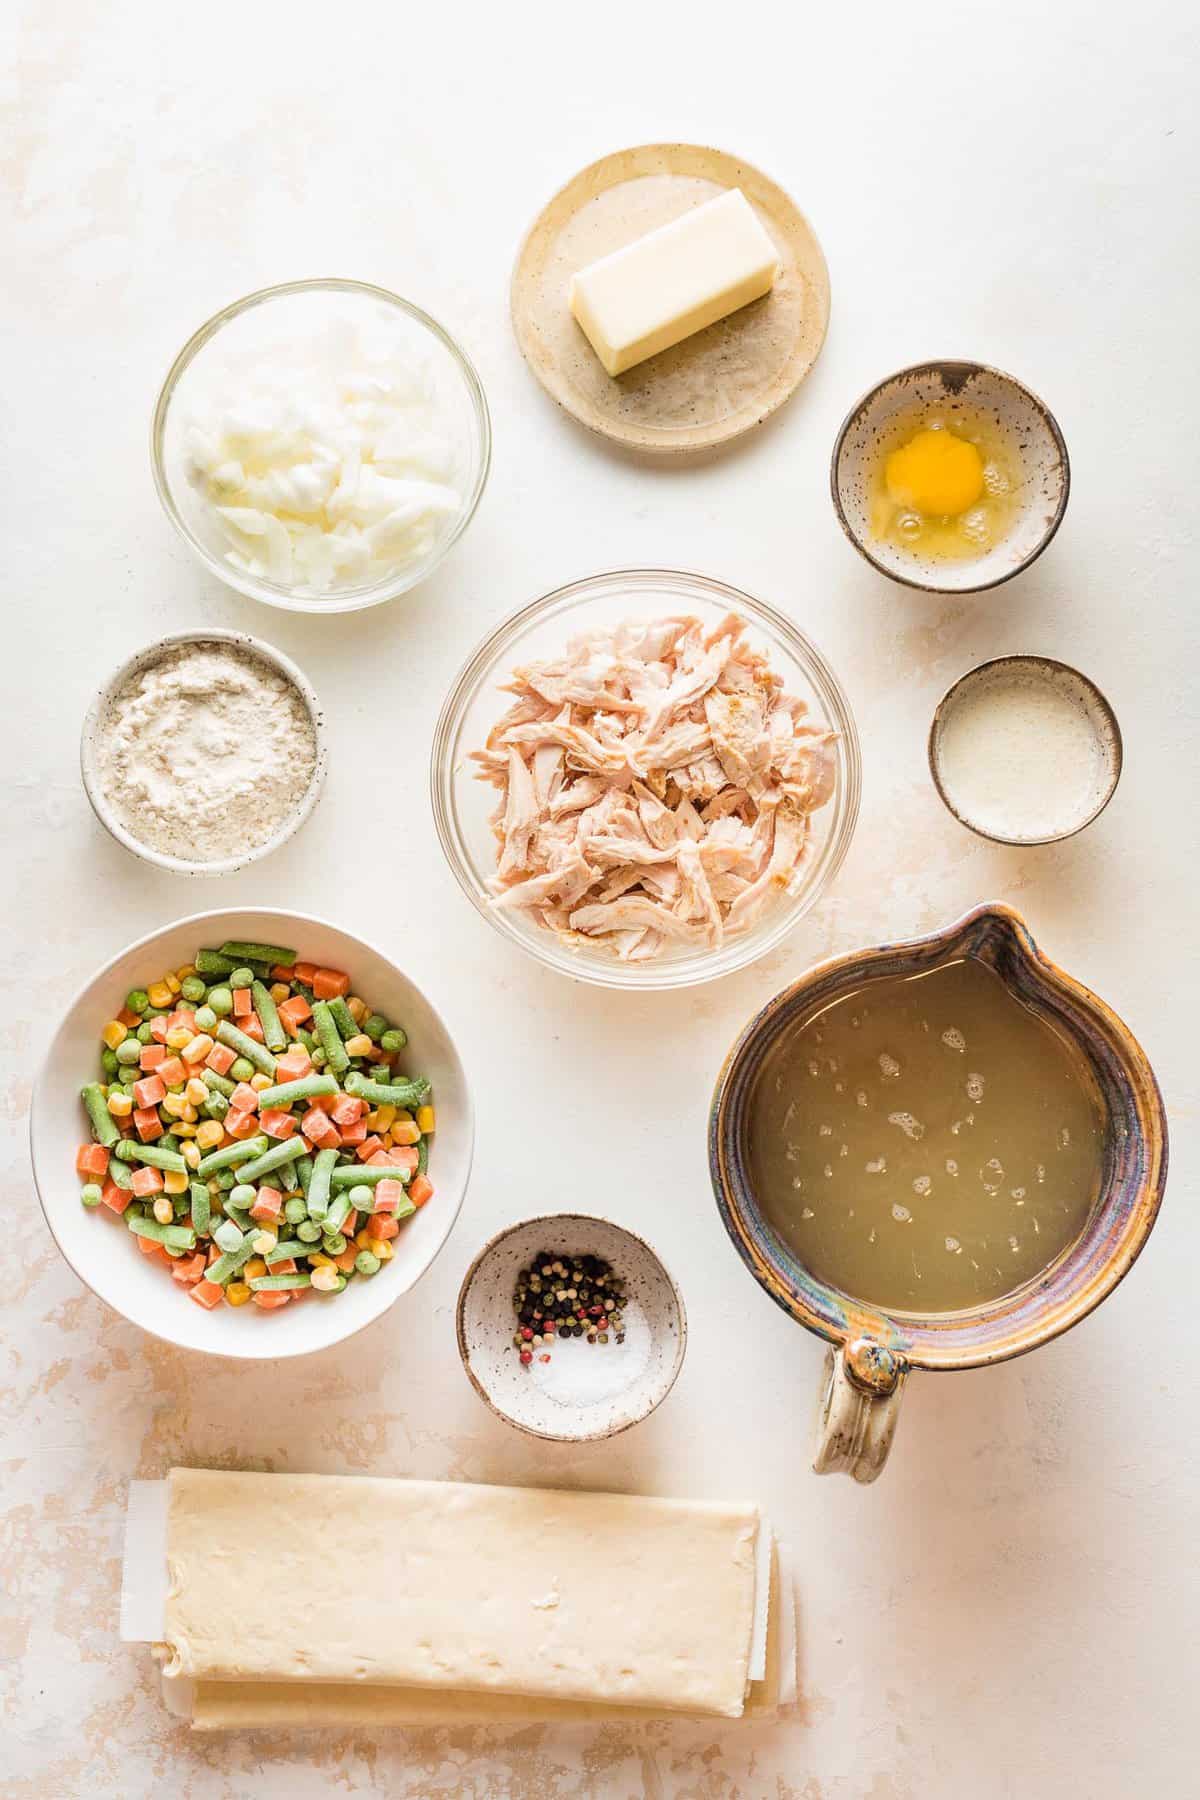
[831,361,1069,594]
[152,279,491,614]
[928,655,1122,844]
[81,630,327,875]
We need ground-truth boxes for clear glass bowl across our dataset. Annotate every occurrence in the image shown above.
[151,278,491,615]
[431,568,862,990]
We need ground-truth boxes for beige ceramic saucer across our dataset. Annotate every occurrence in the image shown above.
[512,144,831,454]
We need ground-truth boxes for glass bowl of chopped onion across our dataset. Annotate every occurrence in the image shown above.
[431,568,862,990]
[152,278,491,614]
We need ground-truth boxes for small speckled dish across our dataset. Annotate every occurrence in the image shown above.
[80,629,327,876]
[512,143,830,454]
[929,654,1123,844]
[831,361,1069,593]
[456,1215,687,1442]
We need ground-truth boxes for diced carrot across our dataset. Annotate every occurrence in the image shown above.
[166,1009,196,1033]
[342,1210,358,1238]
[302,1108,340,1147]
[307,1092,339,1113]
[371,1215,401,1239]
[150,1017,170,1043]
[312,967,350,1000]
[170,1253,207,1284]
[277,994,313,1027]
[134,1107,164,1142]
[269,1257,298,1274]
[339,1119,368,1145]
[250,1186,283,1221]
[409,1174,434,1208]
[139,1043,167,1071]
[259,1110,297,1140]
[100,1179,132,1214]
[380,1145,418,1174]
[271,964,295,982]
[273,1045,313,1079]
[252,1290,291,1309]
[224,1110,261,1140]
[188,1279,225,1309]
[330,1093,365,1127]
[241,1013,265,1042]
[205,1043,237,1076]
[130,1165,164,1197]
[117,1006,142,1028]
[333,1246,358,1272]
[291,962,318,986]
[229,1082,261,1113]
[137,1238,170,1263]
[133,1074,167,1109]
[76,1143,110,1178]
[207,1245,220,1264]
[232,987,253,1017]
[372,1179,406,1214]
[157,1057,187,1088]
[355,1135,384,1161]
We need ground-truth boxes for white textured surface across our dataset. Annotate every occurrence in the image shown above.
[2,3,1196,1796]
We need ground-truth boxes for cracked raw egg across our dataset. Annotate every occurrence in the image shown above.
[870,413,1019,564]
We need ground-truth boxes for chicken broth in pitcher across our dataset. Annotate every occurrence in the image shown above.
[748,958,1104,1313]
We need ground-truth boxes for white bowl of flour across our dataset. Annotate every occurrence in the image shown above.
[81,630,327,875]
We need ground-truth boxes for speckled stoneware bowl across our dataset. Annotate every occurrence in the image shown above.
[80,629,327,876]
[831,361,1069,594]
[456,1214,687,1442]
[710,903,1167,1482]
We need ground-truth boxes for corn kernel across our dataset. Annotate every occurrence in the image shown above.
[310,1265,340,1291]
[394,1108,413,1124]
[416,1105,436,1134]
[391,1120,420,1146]
[346,996,368,1023]
[269,982,290,1003]
[344,1034,374,1058]
[185,1077,209,1106]
[245,1258,268,1280]
[107,1092,133,1119]
[101,1020,127,1050]
[147,982,173,1009]
[174,1122,197,1139]
[308,1252,334,1268]
[354,1229,372,1249]
[370,1238,394,1262]
[181,1033,214,1065]
[366,1104,396,1133]
[225,1281,251,1307]
[195,1120,225,1149]
[182,1140,202,1169]
[164,972,182,994]
[164,1168,189,1195]
[165,1026,192,1051]
[152,1196,174,1223]
[250,1072,272,1092]
[252,1231,277,1255]
[175,964,196,981]
[161,1092,187,1119]
[180,1102,198,1123]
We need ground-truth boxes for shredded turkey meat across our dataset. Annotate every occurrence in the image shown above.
[471,613,837,960]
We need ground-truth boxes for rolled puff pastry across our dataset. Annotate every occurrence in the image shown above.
[165,1469,759,1718]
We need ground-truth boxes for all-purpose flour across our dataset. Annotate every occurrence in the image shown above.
[97,641,317,863]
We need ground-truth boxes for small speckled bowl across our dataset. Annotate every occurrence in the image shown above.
[456,1214,687,1442]
[831,361,1069,594]
[80,629,327,876]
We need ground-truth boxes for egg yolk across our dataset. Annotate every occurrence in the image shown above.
[885,428,985,517]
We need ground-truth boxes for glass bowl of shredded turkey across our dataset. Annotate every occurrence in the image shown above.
[431,569,862,990]
[152,279,491,614]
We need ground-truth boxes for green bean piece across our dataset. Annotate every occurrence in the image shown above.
[248,1272,311,1290]
[369,1064,391,1082]
[311,1002,349,1076]
[284,1196,308,1224]
[255,1073,338,1111]
[326,996,358,1040]
[190,1182,211,1237]
[251,980,287,1053]
[196,1135,269,1178]
[214,1168,237,1192]
[112,1140,188,1174]
[296,1220,322,1243]
[323,1192,352,1235]
[417,1135,430,1178]
[355,1250,381,1276]
[159,1133,181,1153]
[126,1216,196,1251]
[218,940,296,967]
[380,1029,408,1054]
[231,1137,306,1185]
[206,1239,257,1284]
[172,1193,191,1218]
[195,949,237,977]
[329,1164,412,1188]
[108,1158,134,1191]
[215,1019,276,1077]
[213,1219,246,1253]
[305,1147,338,1220]
[203,1091,230,1123]
[343,1072,430,1109]
[265,1239,308,1262]
[81,1083,120,1148]
[294,1154,314,1197]
[201,1066,236,1098]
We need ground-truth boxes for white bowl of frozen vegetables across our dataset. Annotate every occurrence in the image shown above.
[30,909,473,1359]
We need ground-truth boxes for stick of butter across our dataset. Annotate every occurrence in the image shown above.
[568,188,781,378]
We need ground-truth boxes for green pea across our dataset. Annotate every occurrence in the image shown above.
[380,1029,407,1053]
[193,1004,217,1031]
[284,1196,308,1223]
[355,1250,380,1275]
[229,967,255,990]
[363,1015,389,1041]
[101,1048,120,1077]
[348,1185,373,1210]
[229,1184,256,1208]
[229,1057,256,1083]
[215,1169,236,1192]
[159,1133,180,1153]
[126,989,150,1015]
[297,1220,322,1243]
[136,1021,154,1044]
[115,1039,142,1066]
[180,976,206,1003]
[80,1184,103,1209]
[207,986,233,1017]
[322,1233,347,1255]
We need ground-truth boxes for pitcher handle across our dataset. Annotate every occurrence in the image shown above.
[812,1337,908,1483]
